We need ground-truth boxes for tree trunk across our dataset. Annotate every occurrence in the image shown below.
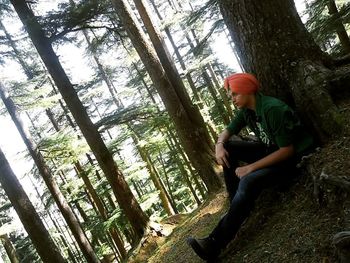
[0,147,65,263]
[0,85,100,263]
[155,153,179,213]
[169,151,201,206]
[85,153,118,213]
[167,130,207,199]
[130,132,175,216]
[111,0,221,193]
[10,0,149,240]
[218,0,345,142]
[51,209,84,262]
[131,179,143,199]
[82,29,122,108]
[0,20,34,79]
[150,0,221,139]
[148,0,210,110]
[1,234,20,263]
[207,62,234,119]
[201,69,231,124]
[326,0,350,54]
[74,162,127,259]
[10,25,115,256]
[28,174,79,263]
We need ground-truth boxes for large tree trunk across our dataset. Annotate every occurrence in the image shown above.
[218,0,348,142]
[10,0,149,240]
[0,85,100,263]
[0,147,65,263]
[111,0,221,193]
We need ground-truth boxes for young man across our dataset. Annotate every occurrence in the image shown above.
[187,73,315,261]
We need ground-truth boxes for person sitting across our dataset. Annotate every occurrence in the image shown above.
[187,73,316,261]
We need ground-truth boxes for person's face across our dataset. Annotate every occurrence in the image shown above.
[227,90,250,109]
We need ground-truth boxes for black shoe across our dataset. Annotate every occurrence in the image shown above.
[187,236,220,261]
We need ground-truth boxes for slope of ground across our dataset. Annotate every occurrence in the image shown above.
[129,98,350,263]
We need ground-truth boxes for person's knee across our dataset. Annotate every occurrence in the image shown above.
[237,176,259,199]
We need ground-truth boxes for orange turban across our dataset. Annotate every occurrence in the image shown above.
[224,73,260,94]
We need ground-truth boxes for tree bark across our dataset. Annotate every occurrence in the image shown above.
[10,0,149,240]
[218,0,345,141]
[148,0,219,120]
[112,0,221,192]
[0,147,65,263]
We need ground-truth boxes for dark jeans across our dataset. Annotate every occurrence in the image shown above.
[210,140,299,248]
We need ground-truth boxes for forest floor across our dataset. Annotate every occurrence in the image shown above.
[128,97,350,263]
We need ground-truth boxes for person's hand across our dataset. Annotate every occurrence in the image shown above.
[235,164,254,178]
[215,143,230,168]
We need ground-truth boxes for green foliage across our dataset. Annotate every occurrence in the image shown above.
[13,235,40,263]
[184,0,225,57]
[305,0,350,55]
[0,201,12,213]
[0,0,13,17]
[103,209,121,230]
[38,0,111,42]
[139,191,161,214]
[95,104,160,131]
[37,129,89,163]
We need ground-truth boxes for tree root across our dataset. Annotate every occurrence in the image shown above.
[319,169,350,191]
[126,221,166,262]
[311,165,350,205]
[333,231,350,263]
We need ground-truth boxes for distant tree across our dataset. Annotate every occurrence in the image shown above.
[111,0,222,193]
[305,0,350,55]
[0,234,20,263]
[0,83,100,262]
[0,146,65,263]
[9,0,149,242]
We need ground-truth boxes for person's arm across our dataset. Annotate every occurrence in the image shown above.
[215,129,232,168]
[216,109,246,168]
[235,145,294,178]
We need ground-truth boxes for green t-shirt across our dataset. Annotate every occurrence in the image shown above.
[226,93,314,154]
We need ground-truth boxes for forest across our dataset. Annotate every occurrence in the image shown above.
[0,0,349,262]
